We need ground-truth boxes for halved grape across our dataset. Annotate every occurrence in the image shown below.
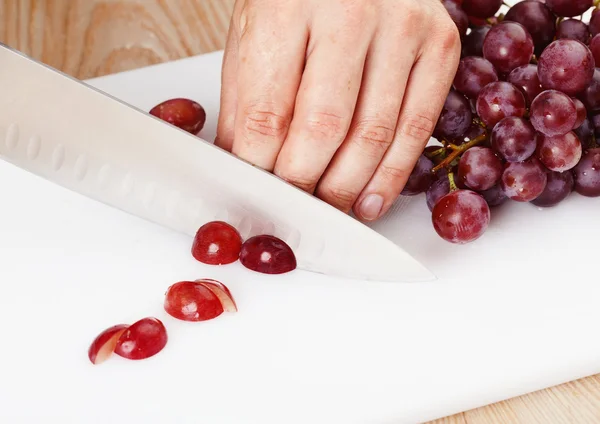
[431,190,491,244]
[573,148,600,197]
[483,22,534,74]
[530,170,574,207]
[556,19,591,44]
[545,0,593,18]
[530,90,577,137]
[454,57,499,99]
[434,89,473,140]
[461,0,502,19]
[536,131,583,172]
[500,158,548,202]
[476,82,527,127]
[462,26,491,57]
[504,1,556,54]
[457,147,503,191]
[491,116,537,162]
[507,64,543,105]
[537,39,595,96]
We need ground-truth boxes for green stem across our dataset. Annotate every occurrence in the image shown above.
[594,0,600,9]
[431,133,488,173]
[424,147,447,160]
[447,172,458,192]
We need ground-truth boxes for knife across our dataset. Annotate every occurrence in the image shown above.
[0,44,434,282]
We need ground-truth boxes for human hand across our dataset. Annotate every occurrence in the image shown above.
[215,0,461,221]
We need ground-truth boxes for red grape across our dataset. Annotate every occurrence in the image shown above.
[457,147,503,191]
[536,131,583,172]
[434,89,473,140]
[454,57,499,99]
[442,0,469,37]
[504,1,556,54]
[191,221,242,265]
[530,90,577,137]
[574,117,595,149]
[149,98,206,134]
[537,39,595,96]
[578,68,600,112]
[431,190,491,244]
[88,324,128,365]
[462,26,491,57]
[480,184,508,207]
[573,148,600,197]
[401,154,434,195]
[239,235,297,274]
[483,22,534,74]
[592,113,600,138]
[195,279,238,313]
[545,0,593,17]
[476,81,527,127]
[507,64,543,105]
[590,35,600,70]
[530,170,574,207]
[556,19,591,44]
[591,9,600,37]
[500,158,548,202]
[461,0,502,19]
[491,116,537,162]
[426,177,451,212]
[164,281,224,321]
[114,318,168,361]
[572,98,587,129]
[452,123,487,146]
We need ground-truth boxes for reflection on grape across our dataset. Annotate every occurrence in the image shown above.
[432,190,491,244]
[507,64,543,105]
[530,90,577,137]
[434,89,473,140]
[491,117,537,162]
[454,57,499,99]
[483,22,534,74]
[476,82,527,127]
[538,39,595,96]
[458,147,503,191]
[500,158,548,202]
[536,131,583,172]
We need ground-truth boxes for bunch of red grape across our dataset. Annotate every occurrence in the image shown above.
[404,0,600,244]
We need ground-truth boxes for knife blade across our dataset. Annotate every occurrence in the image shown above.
[0,44,434,282]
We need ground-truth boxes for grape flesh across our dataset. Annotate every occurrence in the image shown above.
[537,39,595,96]
[574,117,595,149]
[536,131,583,172]
[457,147,503,191]
[545,0,593,18]
[556,19,591,44]
[426,177,450,212]
[431,190,491,244]
[573,148,600,197]
[507,64,543,105]
[401,154,435,195]
[504,1,556,54]
[500,158,548,202]
[461,0,502,19]
[483,22,535,74]
[462,26,491,57]
[434,89,473,140]
[149,98,206,134]
[578,68,600,113]
[453,57,499,99]
[530,90,577,137]
[491,116,537,162]
[191,221,242,265]
[476,81,527,127]
[531,170,574,207]
[114,318,168,361]
[480,184,508,207]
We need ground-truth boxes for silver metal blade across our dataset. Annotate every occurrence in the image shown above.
[0,44,434,282]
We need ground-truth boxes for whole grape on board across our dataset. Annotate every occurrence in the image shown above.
[412,0,599,244]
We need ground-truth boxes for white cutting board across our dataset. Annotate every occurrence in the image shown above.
[1,49,600,424]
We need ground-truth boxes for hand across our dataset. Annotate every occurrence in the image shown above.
[215,0,461,222]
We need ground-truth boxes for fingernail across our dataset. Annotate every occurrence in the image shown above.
[358,194,384,221]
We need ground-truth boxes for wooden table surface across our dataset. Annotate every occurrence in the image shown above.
[2,1,600,423]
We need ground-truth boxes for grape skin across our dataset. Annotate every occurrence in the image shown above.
[545,0,593,18]
[434,89,473,140]
[457,147,503,191]
[480,184,508,207]
[530,90,577,137]
[483,22,535,74]
[530,170,574,207]
[591,10,600,37]
[507,64,543,105]
[504,1,556,54]
[401,155,435,196]
[461,0,503,19]
[589,35,600,71]
[574,117,595,149]
[442,0,469,38]
[476,81,527,127]
[426,177,450,212]
[491,116,537,162]
[536,131,583,172]
[578,68,600,112]
[431,190,491,244]
[537,39,595,96]
[462,26,491,57]
[453,57,499,99]
[556,19,591,44]
[572,98,587,129]
[500,158,548,202]
[573,148,600,197]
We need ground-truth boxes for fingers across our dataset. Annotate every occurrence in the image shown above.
[229,2,308,171]
[354,23,462,221]
[215,3,242,151]
[272,4,374,193]
[314,23,420,213]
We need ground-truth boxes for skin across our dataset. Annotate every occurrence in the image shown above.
[215,0,461,222]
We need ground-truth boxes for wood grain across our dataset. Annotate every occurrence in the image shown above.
[2,1,600,423]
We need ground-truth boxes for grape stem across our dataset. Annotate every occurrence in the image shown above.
[424,147,446,160]
[447,172,458,192]
[431,133,488,173]
[594,0,600,9]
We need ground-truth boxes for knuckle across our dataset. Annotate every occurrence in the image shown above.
[276,170,317,193]
[319,185,357,211]
[397,112,436,143]
[303,110,349,144]
[241,103,291,141]
[351,119,396,156]
[379,163,409,181]
[439,24,462,54]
